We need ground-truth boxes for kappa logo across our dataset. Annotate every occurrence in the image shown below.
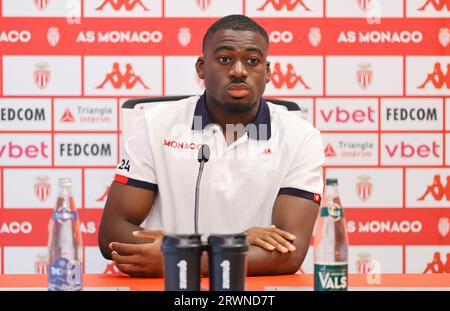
[35,0,49,11]
[271,63,311,90]
[417,175,450,201]
[34,62,51,90]
[356,63,373,89]
[95,0,150,11]
[417,63,450,90]
[423,252,450,273]
[60,108,75,122]
[417,0,450,11]
[262,148,272,155]
[197,0,211,10]
[35,175,51,202]
[257,0,311,11]
[96,63,150,90]
[324,144,336,157]
[356,175,372,201]
[96,186,110,202]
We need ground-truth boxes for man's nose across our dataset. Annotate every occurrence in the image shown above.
[229,60,248,79]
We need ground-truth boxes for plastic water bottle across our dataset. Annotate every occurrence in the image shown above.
[313,178,349,291]
[47,178,83,291]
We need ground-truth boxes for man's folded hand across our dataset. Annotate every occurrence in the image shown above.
[244,225,296,254]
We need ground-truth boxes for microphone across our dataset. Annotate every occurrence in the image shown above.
[194,144,210,235]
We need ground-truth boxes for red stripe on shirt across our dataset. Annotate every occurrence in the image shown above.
[114,174,129,185]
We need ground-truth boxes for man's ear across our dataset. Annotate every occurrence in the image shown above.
[265,60,271,84]
[196,57,205,80]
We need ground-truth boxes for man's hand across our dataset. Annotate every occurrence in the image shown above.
[109,230,165,277]
[245,225,296,254]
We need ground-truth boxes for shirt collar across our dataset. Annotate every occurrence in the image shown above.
[191,92,271,140]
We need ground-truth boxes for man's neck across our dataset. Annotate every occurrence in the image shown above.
[204,94,260,144]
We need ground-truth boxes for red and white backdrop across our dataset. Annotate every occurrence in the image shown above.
[0,0,449,276]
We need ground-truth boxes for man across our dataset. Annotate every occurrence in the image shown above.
[99,15,324,277]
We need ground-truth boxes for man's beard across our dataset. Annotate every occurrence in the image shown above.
[223,100,257,114]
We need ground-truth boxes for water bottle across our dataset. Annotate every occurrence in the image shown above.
[47,178,83,291]
[313,178,349,291]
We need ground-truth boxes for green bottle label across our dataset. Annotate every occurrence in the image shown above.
[320,204,344,220]
[314,263,348,291]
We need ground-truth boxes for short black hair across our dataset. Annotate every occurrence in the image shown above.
[202,14,269,52]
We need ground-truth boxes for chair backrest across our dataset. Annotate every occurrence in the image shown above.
[120,95,303,147]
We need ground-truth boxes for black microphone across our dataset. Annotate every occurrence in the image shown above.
[194,144,210,235]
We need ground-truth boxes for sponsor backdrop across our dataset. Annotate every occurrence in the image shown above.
[0,0,449,276]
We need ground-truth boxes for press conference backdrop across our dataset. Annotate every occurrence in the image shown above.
[0,0,449,276]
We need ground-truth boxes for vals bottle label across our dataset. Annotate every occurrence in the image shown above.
[314,263,348,291]
[48,258,82,291]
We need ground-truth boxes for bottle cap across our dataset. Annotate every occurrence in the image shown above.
[207,233,249,254]
[161,234,204,253]
[326,178,338,186]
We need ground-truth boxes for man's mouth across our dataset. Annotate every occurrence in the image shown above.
[226,84,250,98]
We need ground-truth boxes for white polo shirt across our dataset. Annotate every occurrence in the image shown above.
[114,94,324,237]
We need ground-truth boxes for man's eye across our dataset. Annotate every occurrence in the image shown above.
[247,58,260,65]
[217,56,231,64]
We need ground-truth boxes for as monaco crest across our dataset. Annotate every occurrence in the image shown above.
[439,28,450,48]
[438,217,450,238]
[178,28,191,47]
[197,0,211,10]
[35,0,49,11]
[356,252,374,274]
[357,0,373,11]
[35,175,51,202]
[35,253,48,274]
[47,27,60,47]
[357,63,373,89]
[308,28,321,47]
[357,175,372,201]
[34,62,51,90]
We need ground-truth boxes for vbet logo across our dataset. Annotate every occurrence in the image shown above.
[265,56,323,96]
[83,0,162,17]
[316,98,378,131]
[84,56,162,96]
[0,134,51,166]
[246,0,323,17]
[381,134,442,166]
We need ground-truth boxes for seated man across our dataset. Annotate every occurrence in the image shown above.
[98,14,325,277]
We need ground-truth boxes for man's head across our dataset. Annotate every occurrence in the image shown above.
[196,15,271,114]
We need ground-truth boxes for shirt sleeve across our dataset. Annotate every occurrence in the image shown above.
[114,113,158,192]
[278,129,324,205]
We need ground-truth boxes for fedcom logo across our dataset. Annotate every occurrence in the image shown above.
[0,221,33,234]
